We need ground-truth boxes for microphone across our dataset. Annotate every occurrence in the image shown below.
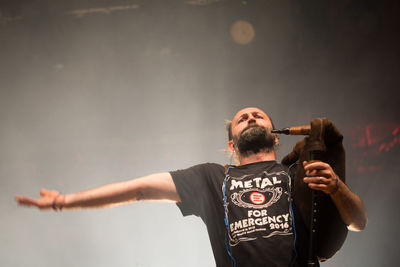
[271,125,311,135]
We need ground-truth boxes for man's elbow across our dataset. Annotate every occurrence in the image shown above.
[348,217,367,232]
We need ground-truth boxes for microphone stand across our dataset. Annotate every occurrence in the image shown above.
[272,125,319,266]
[307,150,321,267]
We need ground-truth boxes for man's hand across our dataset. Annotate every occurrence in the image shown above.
[15,189,63,210]
[302,161,340,195]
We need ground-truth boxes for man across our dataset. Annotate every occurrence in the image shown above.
[15,107,367,267]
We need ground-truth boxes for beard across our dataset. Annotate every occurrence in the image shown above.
[234,124,275,157]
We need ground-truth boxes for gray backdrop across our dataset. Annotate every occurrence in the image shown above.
[1,0,399,266]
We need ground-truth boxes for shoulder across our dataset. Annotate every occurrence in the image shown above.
[170,163,225,177]
[170,163,226,206]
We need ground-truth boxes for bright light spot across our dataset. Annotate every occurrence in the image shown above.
[230,20,255,45]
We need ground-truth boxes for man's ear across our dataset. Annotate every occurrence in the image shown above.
[228,140,235,152]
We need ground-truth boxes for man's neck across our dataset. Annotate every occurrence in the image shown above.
[238,151,276,166]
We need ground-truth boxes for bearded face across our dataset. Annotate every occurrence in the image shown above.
[233,124,275,157]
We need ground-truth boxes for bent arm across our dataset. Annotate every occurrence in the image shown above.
[15,172,181,210]
[303,161,367,232]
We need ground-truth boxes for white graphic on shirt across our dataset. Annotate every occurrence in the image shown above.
[263,230,292,239]
[223,168,293,246]
[231,187,282,209]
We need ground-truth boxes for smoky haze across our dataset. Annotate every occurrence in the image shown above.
[1,1,399,266]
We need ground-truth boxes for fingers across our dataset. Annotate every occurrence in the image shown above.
[303,176,328,184]
[15,195,53,209]
[303,161,333,175]
[303,161,332,171]
[40,189,59,198]
[305,168,331,177]
[14,195,38,207]
[302,161,338,194]
[303,176,328,186]
[15,189,59,210]
[303,180,329,191]
[40,189,48,197]
[303,176,331,193]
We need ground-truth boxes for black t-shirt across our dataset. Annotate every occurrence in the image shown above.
[171,161,303,267]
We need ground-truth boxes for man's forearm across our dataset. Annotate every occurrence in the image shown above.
[302,161,367,232]
[61,172,179,209]
[62,179,143,209]
[330,179,367,231]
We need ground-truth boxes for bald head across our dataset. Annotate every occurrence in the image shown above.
[227,107,275,141]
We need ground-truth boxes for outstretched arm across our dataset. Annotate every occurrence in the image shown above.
[15,172,181,210]
[302,161,367,232]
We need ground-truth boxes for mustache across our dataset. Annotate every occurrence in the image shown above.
[241,123,271,135]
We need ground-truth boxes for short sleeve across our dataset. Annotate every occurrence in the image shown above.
[170,163,225,217]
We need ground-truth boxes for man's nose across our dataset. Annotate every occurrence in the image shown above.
[248,118,256,124]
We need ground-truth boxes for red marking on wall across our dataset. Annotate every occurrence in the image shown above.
[349,122,400,173]
[365,125,373,146]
